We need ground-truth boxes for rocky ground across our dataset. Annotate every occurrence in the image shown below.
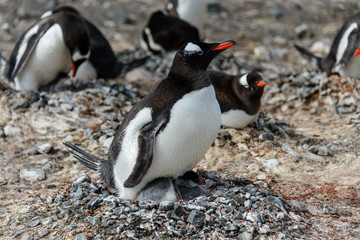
[0,0,360,239]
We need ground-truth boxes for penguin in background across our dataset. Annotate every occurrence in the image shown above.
[65,40,236,201]
[40,6,127,80]
[140,4,200,55]
[208,70,266,129]
[166,0,219,38]
[295,11,360,77]
[3,10,90,91]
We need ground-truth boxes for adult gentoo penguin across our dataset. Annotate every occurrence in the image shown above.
[209,70,266,129]
[294,11,360,77]
[140,7,200,55]
[167,0,216,38]
[3,10,90,91]
[41,6,131,80]
[65,40,236,201]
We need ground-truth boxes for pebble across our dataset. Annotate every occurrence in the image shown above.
[237,232,253,240]
[20,168,46,182]
[259,133,274,141]
[3,125,21,137]
[36,143,53,154]
[294,24,312,38]
[26,218,40,227]
[264,159,279,171]
[187,210,205,227]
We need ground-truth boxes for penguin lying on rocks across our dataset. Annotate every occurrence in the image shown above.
[209,70,266,129]
[295,11,360,77]
[2,9,90,91]
[140,4,200,55]
[65,40,236,201]
[2,5,148,91]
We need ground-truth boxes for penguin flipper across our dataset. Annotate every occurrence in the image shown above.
[294,44,322,70]
[123,119,166,188]
[9,21,55,82]
[64,142,102,171]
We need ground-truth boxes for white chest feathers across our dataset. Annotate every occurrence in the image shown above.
[113,85,221,200]
[221,109,259,129]
[15,24,72,91]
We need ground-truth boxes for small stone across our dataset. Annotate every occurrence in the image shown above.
[124,230,137,238]
[75,233,89,240]
[237,232,253,240]
[247,163,260,172]
[103,195,121,208]
[294,24,312,38]
[23,147,38,155]
[86,196,103,210]
[69,187,86,200]
[20,168,46,182]
[3,125,21,137]
[264,159,279,171]
[317,146,332,156]
[244,200,252,209]
[308,145,319,154]
[88,216,101,226]
[36,143,53,154]
[224,223,238,231]
[187,210,205,227]
[172,203,188,218]
[35,228,49,238]
[159,201,174,211]
[214,137,226,147]
[26,218,40,227]
[259,133,274,141]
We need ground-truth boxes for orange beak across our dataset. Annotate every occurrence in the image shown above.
[72,61,76,77]
[256,80,266,87]
[354,48,360,56]
[212,40,236,51]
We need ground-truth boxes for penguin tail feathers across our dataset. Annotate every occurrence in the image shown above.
[0,54,15,89]
[64,142,102,171]
[294,44,322,69]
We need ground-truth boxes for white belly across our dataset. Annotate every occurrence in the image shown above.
[341,56,360,78]
[15,24,72,91]
[73,60,97,81]
[221,109,259,129]
[113,86,221,200]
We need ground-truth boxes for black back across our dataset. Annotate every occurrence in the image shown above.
[142,11,200,54]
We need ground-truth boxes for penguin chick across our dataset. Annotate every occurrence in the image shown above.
[65,40,236,200]
[209,70,266,129]
[140,9,200,55]
[294,11,360,77]
[3,10,90,91]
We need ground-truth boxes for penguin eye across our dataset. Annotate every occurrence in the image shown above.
[196,51,204,55]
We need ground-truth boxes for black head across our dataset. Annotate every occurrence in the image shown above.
[171,40,236,73]
[234,72,266,100]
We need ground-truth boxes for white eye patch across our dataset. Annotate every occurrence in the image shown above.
[239,74,249,88]
[184,42,202,54]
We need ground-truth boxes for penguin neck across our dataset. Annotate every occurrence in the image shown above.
[168,64,211,89]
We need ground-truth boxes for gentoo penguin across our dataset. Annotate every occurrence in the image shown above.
[209,70,266,129]
[65,40,236,200]
[41,6,127,80]
[294,11,360,77]
[167,0,217,38]
[140,8,200,55]
[3,10,90,91]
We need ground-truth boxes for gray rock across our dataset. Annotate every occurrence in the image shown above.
[187,210,205,227]
[3,126,21,137]
[20,168,46,182]
[317,146,332,156]
[124,230,137,238]
[237,232,253,240]
[172,203,188,218]
[36,143,53,154]
[159,201,174,211]
[26,218,40,227]
[23,147,38,155]
[69,187,86,200]
[75,233,89,240]
[259,133,274,141]
[86,196,103,210]
[88,216,101,226]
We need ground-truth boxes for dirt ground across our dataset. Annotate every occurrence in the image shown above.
[0,0,359,239]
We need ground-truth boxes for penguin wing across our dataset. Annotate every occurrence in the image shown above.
[338,28,360,65]
[9,21,54,82]
[123,117,166,188]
